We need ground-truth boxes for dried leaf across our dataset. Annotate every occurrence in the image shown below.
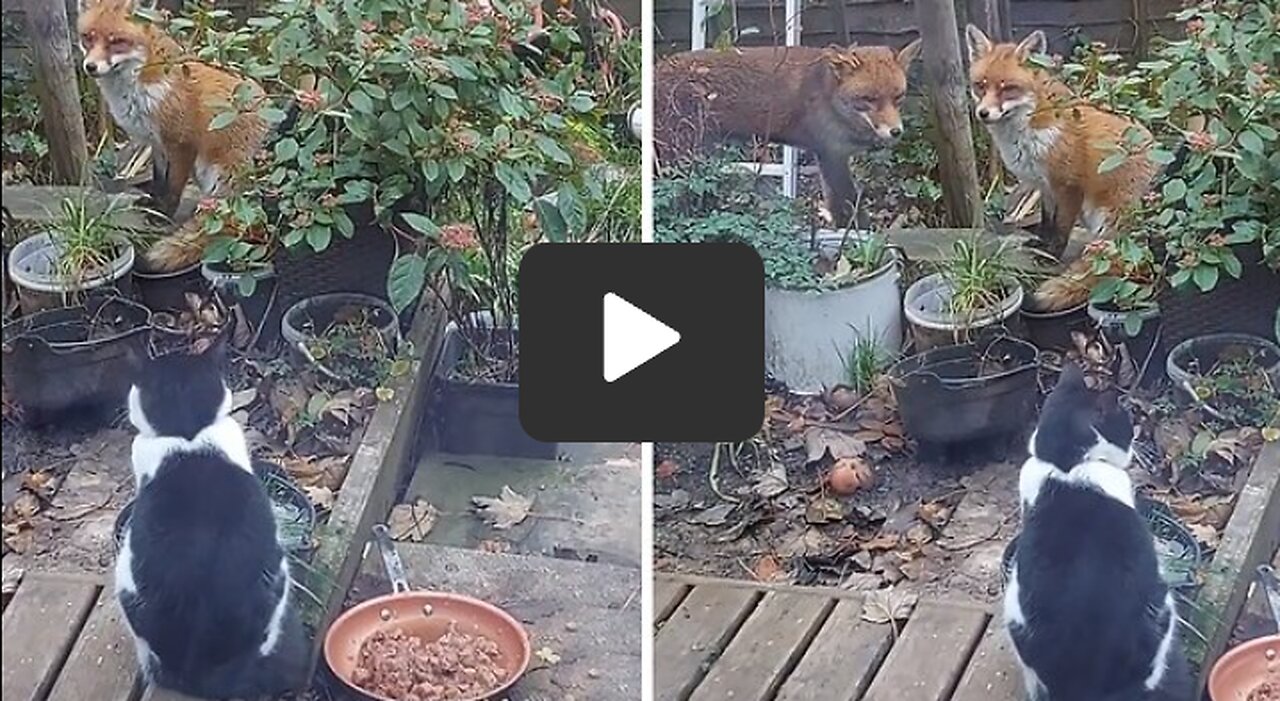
[804,427,866,463]
[861,588,918,624]
[655,459,680,480]
[375,386,395,402]
[1186,522,1220,549]
[1263,426,1279,442]
[918,501,952,528]
[533,646,561,666]
[688,503,735,527]
[752,460,789,498]
[472,486,534,530]
[10,492,40,520]
[806,497,846,524]
[303,486,336,511]
[230,388,258,412]
[753,554,787,582]
[861,532,901,551]
[852,429,885,443]
[388,499,438,542]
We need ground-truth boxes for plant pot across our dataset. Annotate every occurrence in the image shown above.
[889,336,1040,447]
[201,262,279,346]
[274,207,398,319]
[133,260,208,312]
[281,292,400,367]
[1165,333,1280,409]
[1020,299,1090,352]
[764,255,903,394]
[7,232,135,315]
[437,323,557,460]
[1088,302,1162,381]
[903,272,1025,351]
[1,296,150,425]
[1207,635,1280,701]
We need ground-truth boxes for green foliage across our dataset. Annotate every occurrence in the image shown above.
[654,153,891,291]
[843,336,885,394]
[1061,0,1280,290]
[1085,235,1161,312]
[44,193,153,284]
[932,236,1030,316]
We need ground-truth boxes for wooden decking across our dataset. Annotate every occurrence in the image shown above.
[0,571,201,701]
[654,574,1022,701]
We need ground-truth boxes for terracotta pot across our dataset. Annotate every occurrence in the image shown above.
[1207,634,1280,701]
[323,525,531,701]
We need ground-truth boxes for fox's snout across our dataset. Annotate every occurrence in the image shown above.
[868,111,905,142]
[83,59,107,76]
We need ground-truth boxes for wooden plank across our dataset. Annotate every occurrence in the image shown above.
[861,600,989,701]
[655,585,761,701]
[303,287,448,675]
[775,598,892,701]
[370,543,642,700]
[46,589,140,701]
[950,616,1023,701]
[0,574,100,701]
[1193,440,1280,688]
[654,580,690,626]
[137,686,202,701]
[690,591,833,701]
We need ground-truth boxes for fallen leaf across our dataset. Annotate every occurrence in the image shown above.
[10,492,40,520]
[806,497,846,524]
[479,539,511,554]
[841,572,883,591]
[388,499,438,541]
[1186,522,1220,549]
[303,486,336,511]
[853,429,885,443]
[375,386,395,402]
[688,503,735,527]
[231,388,258,412]
[861,588,918,624]
[905,522,934,546]
[655,459,680,480]
[752,460,789,498]
[533,646,561,666]
[1263,426,1279,442]
[861,532,901,551]
[753,554,786,582]
[804,427,866,463]
[22,470,60,499]
[654,489,691,513]
[1,565,24,596]
[918,502,952,528]
[472,486,534,530]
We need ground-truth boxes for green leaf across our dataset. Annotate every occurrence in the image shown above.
[1098,152,1128,174]
[387,255,427,313]
[307,226,331,252]
[335,211,355,238]
[274,137,299,161]
[533,199,566,242]
[1148,149,1177,165]
[431,84,458,100]
[494,162,532,202]
[209,111,238,131]
[566,94,595,113]
[259,107,288,124]
[316,4,338,33]
[1090,277,1123,303]
[1123,313,1143,338]
[1162,178,1187,202]
[349,90,374,114]
[401,213,439,236]
[236,274,258,298]
[534,135,572,165]
[363,83,387,100]
[1239,130,1265,156]
[442,56,477,80]
[1192,265,1219,292]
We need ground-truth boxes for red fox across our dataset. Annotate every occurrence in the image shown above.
[656,42,922,228]
[965,26,1158,311]
[78,0,271,272]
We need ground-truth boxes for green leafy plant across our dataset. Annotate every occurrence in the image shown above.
[44,193,152,285]
[303,305,410,393]
[1059,1,1280,288]
[1085,234,1162,337]
[932,236,1030,317]
[843,335,885,394]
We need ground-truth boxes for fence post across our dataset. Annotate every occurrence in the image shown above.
[21,0,89,185]
[915,0,984,227]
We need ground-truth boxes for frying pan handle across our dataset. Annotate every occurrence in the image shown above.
[1258,564,1280,632]
[372,524,411,594]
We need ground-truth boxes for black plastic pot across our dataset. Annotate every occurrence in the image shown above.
[890,336,1040,447]
[1021,300,1090,352]
[1,296,150,425]
[436,324,557,460]
[201,262,279,347]
[274,205,398,321]
[280,293,400,367]
[134,261,209,312]
[1089,302,1162,384]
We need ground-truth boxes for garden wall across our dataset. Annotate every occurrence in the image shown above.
[654,0,1185,55]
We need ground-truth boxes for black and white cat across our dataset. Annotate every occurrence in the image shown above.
[1006,364,1191,701]
[117,340,307,699]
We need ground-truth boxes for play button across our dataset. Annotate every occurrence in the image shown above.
[603,293,680,382]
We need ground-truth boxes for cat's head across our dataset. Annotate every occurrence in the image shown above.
[127,336,232,440]
[1030,364,1135,471]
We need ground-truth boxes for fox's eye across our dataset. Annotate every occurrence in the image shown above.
[973,80,987,92]
[850,97,872,111]
[80,32,93,45]
[1000,83,1022,95]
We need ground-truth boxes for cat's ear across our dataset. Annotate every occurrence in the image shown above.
[1055,363,1087,391]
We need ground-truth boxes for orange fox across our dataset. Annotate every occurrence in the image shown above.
[78,0,270,271]
[965,26,1158,311]
[656,42,922,227]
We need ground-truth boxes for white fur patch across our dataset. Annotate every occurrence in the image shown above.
[1020,456,1135,510]
[259,557,292,656]
[1145,592,1180,690]
[115,528,137,595]
[984,106,1060,190]
[129,386,251,486]
[94,63,170,146]
[1004,564,1026,627]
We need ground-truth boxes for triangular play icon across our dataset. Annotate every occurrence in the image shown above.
[602,293,681,383]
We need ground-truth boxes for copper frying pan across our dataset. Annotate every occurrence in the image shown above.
[323,525,532,701]
[1207,565,1280,701]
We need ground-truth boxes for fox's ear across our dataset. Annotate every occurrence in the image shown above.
[897,38,922,69]
[965,24,993,62]
[826,49,863,78]
[1015,30,1048,60]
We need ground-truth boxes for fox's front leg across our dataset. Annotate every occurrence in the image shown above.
[817,149,860,229]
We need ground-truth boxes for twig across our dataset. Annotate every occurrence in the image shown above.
[709,443,741,504]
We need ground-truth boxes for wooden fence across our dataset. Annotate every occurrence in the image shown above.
[654,0,1185,55]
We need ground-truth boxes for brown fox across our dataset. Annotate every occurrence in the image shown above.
[965,26,1158,311]
[655,42,922,227]
[79,0,271,272]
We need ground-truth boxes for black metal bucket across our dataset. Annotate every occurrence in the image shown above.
[1,295,150,425]
[890,336,1040,446]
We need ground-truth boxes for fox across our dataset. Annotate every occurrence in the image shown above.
[965,26,1158,312]
[78,0,272,272]
[655,41,922,228]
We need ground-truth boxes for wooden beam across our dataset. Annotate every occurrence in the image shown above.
[20,0,88,185]
[1192,440,1280,690]
[914,0,984,228]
